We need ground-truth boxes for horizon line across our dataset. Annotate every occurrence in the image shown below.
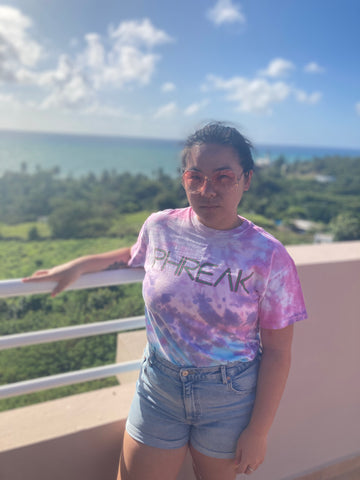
[1,127,360,153]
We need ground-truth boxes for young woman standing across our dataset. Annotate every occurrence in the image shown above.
[24,122,307,479]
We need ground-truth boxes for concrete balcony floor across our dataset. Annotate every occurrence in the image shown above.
[1,241,360,480]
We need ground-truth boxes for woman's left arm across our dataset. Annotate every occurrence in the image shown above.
[234,324,294,475]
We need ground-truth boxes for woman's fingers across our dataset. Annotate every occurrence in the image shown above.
[22,271,52,282]
[234,429,267,475]
[22,265,81,297]
[33,270,50,276]
[23,274,73,297]
[51,270,81,297]
[51,280,68,297]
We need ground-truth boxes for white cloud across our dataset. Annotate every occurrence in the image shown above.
[161,82,176,92]
[40,72,95,110]
[184,100,209,116]
[0,93,18,105]
[0,6,43,83]
[204,66,324,114]
[0,6,42,66]
[154,102,177,119]
[109,18,173,48]
[77,19,173,91]
[0,11,173,113]
[295,90,322,104]
[205,74,291,113]
[36,55,75,88]
[83,33,105,69]
[95,19,174,89]
[207,0,246,26]
[24,54,96,111]
[82,102,140,120]
[260,58,295,78]
[356,102,360,115]
[304,62,325,74]
[102,45,159,87]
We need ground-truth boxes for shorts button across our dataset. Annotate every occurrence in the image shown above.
[182,370,189,376]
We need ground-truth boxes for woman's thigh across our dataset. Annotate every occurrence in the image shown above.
[117,431,188,480]
[190,446,237,480]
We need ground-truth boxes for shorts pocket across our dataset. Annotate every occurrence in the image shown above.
[228,361,259,395]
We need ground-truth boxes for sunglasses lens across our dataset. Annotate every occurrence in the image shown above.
[213,170,236,188]
[183,171,205,192]
[182,169,238,192]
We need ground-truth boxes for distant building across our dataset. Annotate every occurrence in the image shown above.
[314,233,334,243]
[315,174,335,183]
[291,219,316,233]
[255,155,271,167]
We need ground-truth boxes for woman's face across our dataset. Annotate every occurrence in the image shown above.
[183,143,252,230]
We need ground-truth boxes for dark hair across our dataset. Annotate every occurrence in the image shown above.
[181,121,254,175]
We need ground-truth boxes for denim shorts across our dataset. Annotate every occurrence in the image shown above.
[126,346,260,459]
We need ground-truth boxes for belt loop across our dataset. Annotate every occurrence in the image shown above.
[221,365,227,384]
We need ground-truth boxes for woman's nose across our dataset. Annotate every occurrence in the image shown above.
[200,177,216,196]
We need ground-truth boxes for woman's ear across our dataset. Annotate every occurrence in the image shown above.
[243,170,253,191]
[180,174,185,188]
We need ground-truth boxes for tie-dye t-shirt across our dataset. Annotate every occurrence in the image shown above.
[128,207,307,367]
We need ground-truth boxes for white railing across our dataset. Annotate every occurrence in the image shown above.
[0,269,145,400]
[0,268,145,298]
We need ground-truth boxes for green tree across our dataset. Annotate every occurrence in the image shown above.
[331,213,360,241]
[27,226,40,241]
[48,200,110,238]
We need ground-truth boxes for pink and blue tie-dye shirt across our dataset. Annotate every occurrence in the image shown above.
[128,207,307,367]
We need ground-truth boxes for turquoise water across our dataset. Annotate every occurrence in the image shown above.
[1,129,359,178]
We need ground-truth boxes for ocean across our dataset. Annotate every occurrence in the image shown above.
[1,129,360,178]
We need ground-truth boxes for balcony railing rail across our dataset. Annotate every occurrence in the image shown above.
[0,269,145,400]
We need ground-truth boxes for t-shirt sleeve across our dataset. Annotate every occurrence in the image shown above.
[127,216,151,268]
[259,248,307,329]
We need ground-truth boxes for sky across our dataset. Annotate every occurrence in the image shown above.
[0,0,359,148]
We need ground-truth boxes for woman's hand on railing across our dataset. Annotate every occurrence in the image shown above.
[22,264,81,297]
[22,247,133,297]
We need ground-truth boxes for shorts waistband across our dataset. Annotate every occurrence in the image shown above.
[145,345,260,382]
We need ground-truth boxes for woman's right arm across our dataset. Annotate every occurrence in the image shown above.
[23,247,132,297]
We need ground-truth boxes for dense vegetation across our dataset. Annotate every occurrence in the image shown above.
[1,155,359,411]
[1,156,359,241]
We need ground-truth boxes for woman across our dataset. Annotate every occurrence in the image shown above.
[24,122,307,480]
